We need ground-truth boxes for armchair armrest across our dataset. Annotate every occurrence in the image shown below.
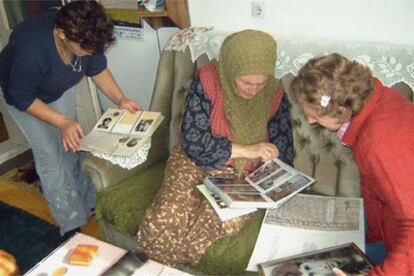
[83,125,169,192]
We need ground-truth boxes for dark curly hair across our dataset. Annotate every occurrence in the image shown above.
[55,0,115,54]
[290,53,374,119]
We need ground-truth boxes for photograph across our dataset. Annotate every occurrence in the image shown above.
[126,137,138,147]
[135,119,154,133]
[112,111,121,117]
[226,192,266,203]
[208,176,241,186]
[211,192,228,209]
[257,169,291,191]
[265,175,311,202]
[259,243,373,276]
[246,160,281,183]
[97,117,112,129]
[216,184,259,194]
[118,136,129,144]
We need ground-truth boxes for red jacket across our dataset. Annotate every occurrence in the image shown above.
[342,79,414,275]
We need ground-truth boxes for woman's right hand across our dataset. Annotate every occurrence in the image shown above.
[231,142,279,162]
[57,118,84,152]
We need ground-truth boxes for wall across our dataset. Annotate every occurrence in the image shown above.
[98,22,179,111]
[0,6,30,164]
[188,0,414,45]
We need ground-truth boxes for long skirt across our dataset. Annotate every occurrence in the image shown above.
[136,147,250,266]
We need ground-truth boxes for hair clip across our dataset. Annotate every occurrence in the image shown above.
[320,92,331,107]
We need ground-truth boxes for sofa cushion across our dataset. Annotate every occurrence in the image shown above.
[95,162,166,235]
[195,211,265,275]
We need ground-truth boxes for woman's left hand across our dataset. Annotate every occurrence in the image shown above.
[118,97,142,113]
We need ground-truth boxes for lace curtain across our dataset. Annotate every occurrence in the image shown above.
[165,28,414,92]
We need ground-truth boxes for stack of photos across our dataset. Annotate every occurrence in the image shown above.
[258,243,373,276]
[203,159,315,209]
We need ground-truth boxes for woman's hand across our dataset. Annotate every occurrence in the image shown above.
[118,97,142,113]
[232,143,279,162]
[57,118,84,152]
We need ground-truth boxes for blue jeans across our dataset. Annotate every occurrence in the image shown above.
[1,87,96,235]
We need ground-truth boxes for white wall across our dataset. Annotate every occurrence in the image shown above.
[188,0,414,45]
[99,22,179,111]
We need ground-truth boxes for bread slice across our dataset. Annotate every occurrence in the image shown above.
[69,244,99,266]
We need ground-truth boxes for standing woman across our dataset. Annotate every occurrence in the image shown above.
[290,53,414,275]
[137,29,294,266]
[0,1,141,236]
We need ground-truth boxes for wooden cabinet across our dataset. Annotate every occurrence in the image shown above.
[138,0,190,30]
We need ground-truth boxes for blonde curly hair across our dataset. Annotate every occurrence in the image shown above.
[290,53,374,120]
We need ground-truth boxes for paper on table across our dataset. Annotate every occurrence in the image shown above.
[247,194,365,271]
[132,260,193,276]
[25,233,126,276]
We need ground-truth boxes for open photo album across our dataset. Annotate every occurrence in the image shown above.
[203,159,315,209]
[80,108,164,157]
[196,184,257,221]
[257,243,373,276]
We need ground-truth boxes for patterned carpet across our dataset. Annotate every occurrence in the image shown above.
[0,201,63,273]
[0,165,102,273]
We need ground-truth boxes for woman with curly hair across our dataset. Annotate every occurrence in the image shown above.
[290,53,414,275]
[0,1,141,237]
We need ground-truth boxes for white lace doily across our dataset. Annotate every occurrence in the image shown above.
[90,140,151,170]
[166,28,414,92]
[164,27,213,53]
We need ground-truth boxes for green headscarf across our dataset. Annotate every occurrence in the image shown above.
[214,29,278,175]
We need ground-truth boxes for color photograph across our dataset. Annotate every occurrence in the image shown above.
[259,243,373,276]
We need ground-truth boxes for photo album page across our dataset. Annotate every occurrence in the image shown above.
[203,159,315,209]
[80,108,164,157]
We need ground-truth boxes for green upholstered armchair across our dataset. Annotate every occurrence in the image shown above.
[82,36,413,274]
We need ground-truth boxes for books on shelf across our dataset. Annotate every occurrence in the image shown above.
[257,242,373,276]
[197,184,257,221]
[80,108,164,157]
[203,159,315,209]
[247,194,365,271]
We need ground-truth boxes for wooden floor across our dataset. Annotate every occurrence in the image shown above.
[0,149,34,176]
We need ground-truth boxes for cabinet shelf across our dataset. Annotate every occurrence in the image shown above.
[137,0,190,30]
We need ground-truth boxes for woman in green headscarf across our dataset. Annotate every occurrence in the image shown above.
[137,29,294,267]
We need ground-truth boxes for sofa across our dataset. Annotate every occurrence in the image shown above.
[82,30,414,275]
